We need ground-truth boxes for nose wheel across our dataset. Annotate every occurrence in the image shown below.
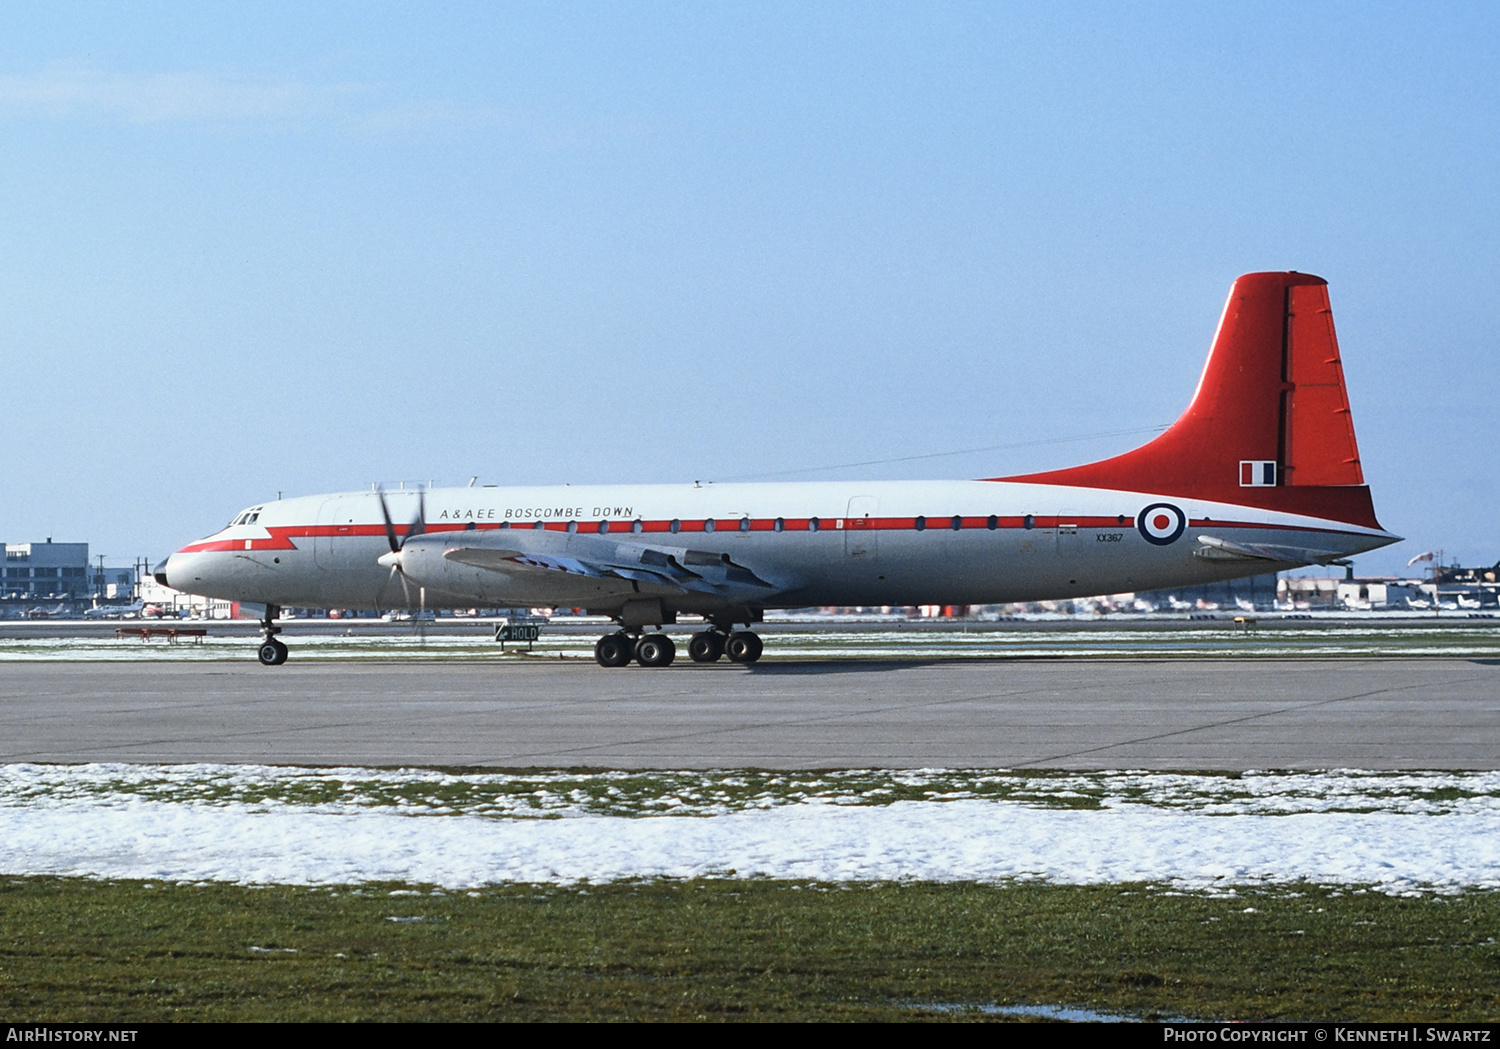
[255,604,287,666]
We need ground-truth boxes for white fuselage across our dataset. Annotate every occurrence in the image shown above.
[161,478,1397,617]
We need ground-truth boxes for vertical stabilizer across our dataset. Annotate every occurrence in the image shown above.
[1282,281,1363,487]
[993,272,1382,529]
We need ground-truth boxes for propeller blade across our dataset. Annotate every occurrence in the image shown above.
[374,560,399,612]
[404,489,427,547]
[376,487,425,613]
[377,488,400,555]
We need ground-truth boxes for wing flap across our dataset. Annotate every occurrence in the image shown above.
[435,530,785,599]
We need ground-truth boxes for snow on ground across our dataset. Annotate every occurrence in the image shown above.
[2,765,1498,893]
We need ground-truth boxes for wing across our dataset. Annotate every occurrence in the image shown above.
[426,528,786,602]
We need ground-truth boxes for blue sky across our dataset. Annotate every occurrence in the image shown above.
[1,2,1495,576]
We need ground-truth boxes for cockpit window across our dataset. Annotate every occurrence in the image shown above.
[228,507,264,528]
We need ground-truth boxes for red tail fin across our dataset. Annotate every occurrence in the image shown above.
[994,272,1383,529]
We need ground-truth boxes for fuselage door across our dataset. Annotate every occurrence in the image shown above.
[312,498,344,569]
[845,496,879,559]
[1057,509,1082,558]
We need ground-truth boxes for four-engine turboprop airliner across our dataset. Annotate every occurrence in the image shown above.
[158,271,1399,667]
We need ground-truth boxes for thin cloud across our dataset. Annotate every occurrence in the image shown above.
[0,65,482,130]
[352,98,510,135]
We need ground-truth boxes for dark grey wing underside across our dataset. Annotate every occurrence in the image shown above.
[436,529,784,602]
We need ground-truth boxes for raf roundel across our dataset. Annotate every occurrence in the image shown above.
[1137,502,1187,546]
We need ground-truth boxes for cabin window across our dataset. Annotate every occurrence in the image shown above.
[566,521,578,534]
[632,519,643,534]
[809,517,820,532]
[987,515,997,530]
[950,515,962,531]
[598,520,610,534]
[914,516,926,531]
[774,517,784,532]
[1023,515,1035,529]
[500,521,510,530]
[739,517,750,532]
[670,519,681,534]
[533,521,545,530]
[704,519,716,533]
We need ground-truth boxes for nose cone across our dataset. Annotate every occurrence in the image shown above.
[156,549,224,597]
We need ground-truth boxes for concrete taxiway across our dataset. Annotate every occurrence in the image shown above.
[2,658,1496,769]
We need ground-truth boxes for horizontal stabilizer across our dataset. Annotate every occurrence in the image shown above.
[1193,534,1346,566]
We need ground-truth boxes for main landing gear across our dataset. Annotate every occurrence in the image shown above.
[593,631,678,667]
[256,604,288,666]
[690,628,762,664]
[593,625,763,668]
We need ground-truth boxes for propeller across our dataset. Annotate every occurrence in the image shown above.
[374,487,426,613]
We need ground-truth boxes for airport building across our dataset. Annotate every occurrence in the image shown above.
[3,540,90,601]
[1,540,138,615]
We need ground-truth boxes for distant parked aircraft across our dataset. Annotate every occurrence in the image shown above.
[83,600,145,619]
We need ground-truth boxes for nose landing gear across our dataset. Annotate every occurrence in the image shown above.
[256,604,287,666]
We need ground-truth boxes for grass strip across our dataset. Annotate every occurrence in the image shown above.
[2,878,1498,1021]
[8,765,1498,817]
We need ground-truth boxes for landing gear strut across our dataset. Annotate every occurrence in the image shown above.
[256,604,287,666]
